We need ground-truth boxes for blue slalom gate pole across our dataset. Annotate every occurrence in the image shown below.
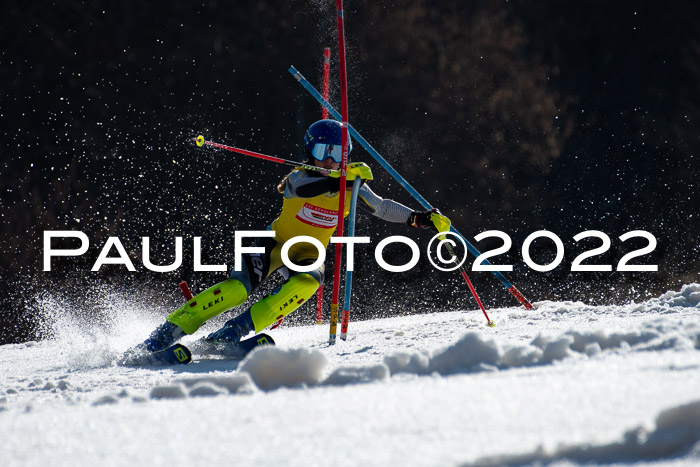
[341,178,363,340]
[289,66,534,310]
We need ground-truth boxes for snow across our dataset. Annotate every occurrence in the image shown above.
[1,284,699,466]
[469,399,700,466]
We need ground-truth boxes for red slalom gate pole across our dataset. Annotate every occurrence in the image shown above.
[444,241,494,326]
[322,47,331,119]
[329,0,350,345]
[460,269,493,326]
[316,47,332,325]
[179,281,193,301]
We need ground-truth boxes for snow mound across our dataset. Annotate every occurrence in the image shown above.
[141,351,393,398]
[140,351,389,399]
[463,399,700,466]
[175,375,255,395]
[239,346,328,390]
[430,332,502,373]
[650,283,700,308]
[385,318,698,376]
[322,364,390,386]
[384,333,502,375]
[148,378,249,400]
[238,347,390,390]
[150,384,188,400]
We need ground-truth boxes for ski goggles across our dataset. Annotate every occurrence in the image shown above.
[310,141,352,163]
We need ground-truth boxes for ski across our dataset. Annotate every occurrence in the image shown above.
[120,334,274,366]
[120,343,192,366]
[185,333,276,360]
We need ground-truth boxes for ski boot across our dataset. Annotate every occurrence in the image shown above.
[205,310,254,345]
[140,321,186,352]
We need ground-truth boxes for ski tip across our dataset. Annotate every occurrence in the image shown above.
[254,333,275,346]
[195,135,205,147]
[118,343,192,366]
[171,344,192,364]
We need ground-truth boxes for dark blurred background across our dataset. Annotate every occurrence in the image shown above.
[1,1,698,344]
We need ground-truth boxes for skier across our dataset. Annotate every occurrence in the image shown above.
[139,119,450,352]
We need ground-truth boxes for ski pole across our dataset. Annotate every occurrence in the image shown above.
[341,177,362,340]
[194,135,334,176]
[442,239,494,326]
[329,0,351,345]
[316,46,332,325]
[287,67,535,310]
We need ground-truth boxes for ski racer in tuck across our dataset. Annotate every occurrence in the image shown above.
[139,119,451,352]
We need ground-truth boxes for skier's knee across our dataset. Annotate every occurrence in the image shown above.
[249,272,321,332]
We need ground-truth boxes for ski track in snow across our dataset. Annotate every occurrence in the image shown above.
[0,283,699,466]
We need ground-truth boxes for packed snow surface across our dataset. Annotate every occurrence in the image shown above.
[1,283,699,466]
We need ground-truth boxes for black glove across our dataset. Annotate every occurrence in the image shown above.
[408,208,438,230]
[407,208,451,233]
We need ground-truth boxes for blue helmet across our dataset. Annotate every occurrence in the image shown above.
[304,119,352,163]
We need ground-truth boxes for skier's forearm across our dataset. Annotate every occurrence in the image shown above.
[358,184,413,223]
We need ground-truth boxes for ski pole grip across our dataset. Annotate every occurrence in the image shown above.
[179,281,194,301]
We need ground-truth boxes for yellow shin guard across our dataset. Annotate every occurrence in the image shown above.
[166,279,248,334]
[249,273,320,332]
